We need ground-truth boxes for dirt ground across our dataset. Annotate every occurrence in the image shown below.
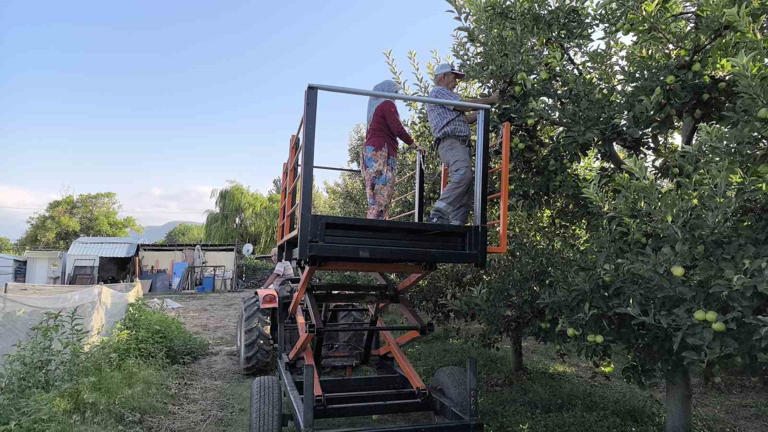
[141,292,767,432]
[143,291,253,432]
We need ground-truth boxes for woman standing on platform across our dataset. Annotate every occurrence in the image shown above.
[362,80,419,219]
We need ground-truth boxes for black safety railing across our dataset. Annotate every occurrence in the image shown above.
[276,84,491,264]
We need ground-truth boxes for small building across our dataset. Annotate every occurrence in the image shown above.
[66,237,139,285]
[137,243,237,292]
[0,253,27,286]
[24,250,66,285]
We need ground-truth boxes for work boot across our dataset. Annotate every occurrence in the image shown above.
[427,207,450,224]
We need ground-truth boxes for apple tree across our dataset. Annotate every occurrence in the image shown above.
[445,0,767,430]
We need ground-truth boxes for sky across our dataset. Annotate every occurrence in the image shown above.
[0,0,457,240]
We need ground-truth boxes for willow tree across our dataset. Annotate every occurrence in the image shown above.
[204,182,279,254]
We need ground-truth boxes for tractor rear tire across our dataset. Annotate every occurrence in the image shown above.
[430,366,469,420]
[249,375,282,432]
[238,296,274,375]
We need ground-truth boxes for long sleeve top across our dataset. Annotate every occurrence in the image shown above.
[365,100,414,158]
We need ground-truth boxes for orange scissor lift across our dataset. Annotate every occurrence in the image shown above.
[249,84,509,432]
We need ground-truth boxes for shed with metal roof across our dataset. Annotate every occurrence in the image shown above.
[65,237,138,284]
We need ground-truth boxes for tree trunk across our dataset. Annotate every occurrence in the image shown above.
[665,364,692,432]
[510,331,524,373]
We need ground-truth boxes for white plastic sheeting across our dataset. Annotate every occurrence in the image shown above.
[0,282,143,364]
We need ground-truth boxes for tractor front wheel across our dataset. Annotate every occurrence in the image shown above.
[237,296,274,375]
[249,375,282,432]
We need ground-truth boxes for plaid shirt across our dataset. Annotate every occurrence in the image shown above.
[426,86,470,139]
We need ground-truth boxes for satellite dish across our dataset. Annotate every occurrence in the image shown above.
[242,243,254,256]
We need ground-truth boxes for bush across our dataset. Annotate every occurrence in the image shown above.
[0,301,208,431]
[241,256,275,287]
[105,300,209,365]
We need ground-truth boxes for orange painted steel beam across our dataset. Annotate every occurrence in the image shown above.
[277,163,288,242]
[294,305,322,397]
[282,229,298,243]
[289,333,314,362]
[371,330,420,356]
[488,122,510,254]
[388,209,416,221]
[440,164,448,191]
[378,318,426,391]
[315,262,425,274]
[289,267,316,316]
[396,272,430,292]
[395,169,416,185]
[284,135,297,239]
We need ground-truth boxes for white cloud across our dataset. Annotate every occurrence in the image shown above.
[120,185,216,227]
[0,185,57,209]
[0,185,59,240]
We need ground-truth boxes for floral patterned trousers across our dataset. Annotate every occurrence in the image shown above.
[361,145,397,219]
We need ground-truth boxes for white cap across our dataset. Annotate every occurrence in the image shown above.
[434,63,466,79]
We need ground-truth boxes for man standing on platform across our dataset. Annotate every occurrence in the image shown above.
[426,64,498,225]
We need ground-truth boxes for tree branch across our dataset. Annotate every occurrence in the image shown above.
[557,42,584,77]
[602,140,626,170]
[680,117,699,147]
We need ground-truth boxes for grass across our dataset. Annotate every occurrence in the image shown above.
[0,300,208,432]
[404,329,664,432]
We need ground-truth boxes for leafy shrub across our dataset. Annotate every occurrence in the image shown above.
[241,256,275,287]
[104,299,209,365]
[0,301,208,431]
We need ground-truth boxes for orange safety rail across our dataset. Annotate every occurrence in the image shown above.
[488,122,510,254]
[437,123,510,253]
[277,122,303,245]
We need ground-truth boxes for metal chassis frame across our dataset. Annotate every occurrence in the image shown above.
[276,265,483,432]
[270,83,490,432]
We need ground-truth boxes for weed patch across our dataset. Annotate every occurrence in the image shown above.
[0,300,208,431]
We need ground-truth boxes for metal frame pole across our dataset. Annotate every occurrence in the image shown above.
[467,357,479,420]
[414,152,425,222]
[298,88,318,262]
[303,364,315,431]
[474,109,490,267]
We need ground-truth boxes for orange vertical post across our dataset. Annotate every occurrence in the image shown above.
[284,135,297,239]
[277,163,287,243]
[489,122,510,253]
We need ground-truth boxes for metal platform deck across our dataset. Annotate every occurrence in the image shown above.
[300,215,484,266]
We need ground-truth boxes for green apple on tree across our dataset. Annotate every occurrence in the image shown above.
[705,311,718,323]
[693,310,706,321]
[670,265,685,277]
